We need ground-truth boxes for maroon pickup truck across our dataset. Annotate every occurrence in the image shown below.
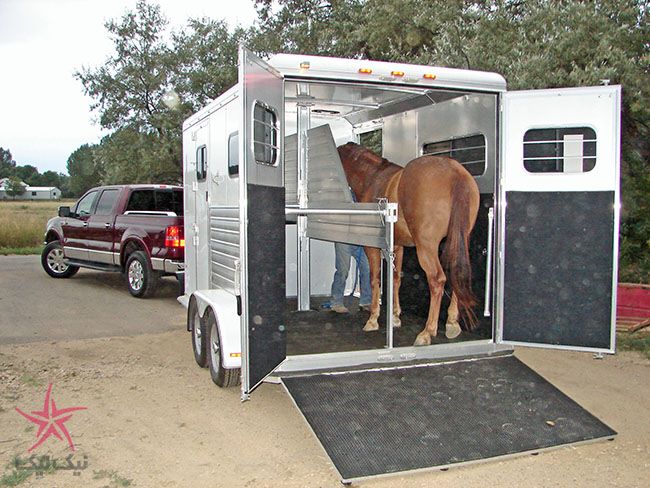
[41,184,185,298]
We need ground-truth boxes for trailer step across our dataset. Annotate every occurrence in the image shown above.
[281,355,615,482]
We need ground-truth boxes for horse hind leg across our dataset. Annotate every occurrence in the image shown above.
[413,242,446,346]
[445,292,462,339]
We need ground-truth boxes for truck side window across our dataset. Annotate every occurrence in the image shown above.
[95,189,119,215]
[228,131,239,176]
[126,190,155,211]
[196,145,207,180]
[422,134,486,177]
[253,103,278,166]
[74,191,98,217]
[523,127,596,173]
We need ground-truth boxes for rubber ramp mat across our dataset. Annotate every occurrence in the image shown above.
[282,355,615,481]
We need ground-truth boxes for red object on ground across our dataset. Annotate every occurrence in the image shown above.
[617,283,650,318]
[616,283,650,332]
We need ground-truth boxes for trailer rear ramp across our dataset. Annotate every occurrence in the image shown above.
[281,355,615,483]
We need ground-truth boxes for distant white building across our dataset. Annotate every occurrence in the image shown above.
[0,178,61,200]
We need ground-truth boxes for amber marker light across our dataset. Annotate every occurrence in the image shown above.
[358,68,373,74]
[423,73,437,80]
[391,70,405,77]
[300,61,310,70]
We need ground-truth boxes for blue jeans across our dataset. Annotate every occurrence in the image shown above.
[330,243,371,306]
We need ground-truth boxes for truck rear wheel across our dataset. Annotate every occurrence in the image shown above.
[189,299,207,368]
[41,241,79,278]
[205,310,241,388]
[125,251,159,298]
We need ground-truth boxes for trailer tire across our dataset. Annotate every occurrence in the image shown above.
[189,299,207,368]
[41,241,79,278]
[205,309,241,388]
[125,251,159,298]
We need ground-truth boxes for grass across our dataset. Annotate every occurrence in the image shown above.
[617,331,650,359]
[93,469,133,487]
[0,200,74,254]
[0,470,30,487]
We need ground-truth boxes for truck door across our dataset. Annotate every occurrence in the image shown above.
[239,47,285,397]
[86,188,120,264]
[62,189,99,261]
[498,86,621,353]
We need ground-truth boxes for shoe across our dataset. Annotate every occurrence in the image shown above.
[359,304,372,312]
[331,304,349,313]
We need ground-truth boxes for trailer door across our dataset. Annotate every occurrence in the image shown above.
[239,47,286,397]
[498,86,621,353]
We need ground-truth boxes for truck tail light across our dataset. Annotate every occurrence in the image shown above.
[165,225,185,248]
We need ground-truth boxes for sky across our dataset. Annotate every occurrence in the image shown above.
[0,0,258,175]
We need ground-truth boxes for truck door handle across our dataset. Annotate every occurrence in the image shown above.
[83,222,89,228]
[105,223,111,229]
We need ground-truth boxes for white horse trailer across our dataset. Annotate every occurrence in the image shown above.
[180,47,620,481]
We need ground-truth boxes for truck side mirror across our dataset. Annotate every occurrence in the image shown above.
[58,206,71,218]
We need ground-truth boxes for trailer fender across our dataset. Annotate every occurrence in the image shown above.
[191,289,242,369]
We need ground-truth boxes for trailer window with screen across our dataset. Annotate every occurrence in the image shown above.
[253,103,278,166]
[228,131,239,176]
[196,145,207,180]
[523,127,596,173]
[422,134,486,176]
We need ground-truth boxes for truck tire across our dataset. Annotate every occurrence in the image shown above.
[205,309,241,388]
[189,298,207,368]
[41,241,79,279]
[125,251,159,298]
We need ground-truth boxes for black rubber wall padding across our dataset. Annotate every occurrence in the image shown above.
[503,191,615,349]
[247,184,286,388]
[283,355,615,481]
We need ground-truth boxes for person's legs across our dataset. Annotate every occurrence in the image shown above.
[355,246,372,307]
[330,242,352,312]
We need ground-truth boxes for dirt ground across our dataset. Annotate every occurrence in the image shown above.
[1,256,649,487]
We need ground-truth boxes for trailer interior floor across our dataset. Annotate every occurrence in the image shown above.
[285,297,488,356]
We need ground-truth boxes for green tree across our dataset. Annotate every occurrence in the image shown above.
[67,144,102,196]
[0,147,16,178]
[5,176,26,198]
[75,0,182,177]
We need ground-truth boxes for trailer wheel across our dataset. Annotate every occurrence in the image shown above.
[189,299,207,368]
[41,241,79,278]
[125,251,159,298]
[205,309,241,388]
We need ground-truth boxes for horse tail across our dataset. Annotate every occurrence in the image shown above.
[441,176,477,330]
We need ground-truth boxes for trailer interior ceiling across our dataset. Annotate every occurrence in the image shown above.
[282,78,498,358]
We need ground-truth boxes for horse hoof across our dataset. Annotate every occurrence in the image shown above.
[413,333,431,346]
[445,321,461,339]
[392,315,401,328]
[363,319,379,332]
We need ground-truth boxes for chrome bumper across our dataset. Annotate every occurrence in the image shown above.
[151,258,185,274]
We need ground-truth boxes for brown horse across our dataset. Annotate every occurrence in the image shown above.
[337,142,480,346]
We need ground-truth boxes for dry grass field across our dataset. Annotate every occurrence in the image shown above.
[0,199,74,254]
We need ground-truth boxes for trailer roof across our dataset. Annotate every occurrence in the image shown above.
[268,53,507,93]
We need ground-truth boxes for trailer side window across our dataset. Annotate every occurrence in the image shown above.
[253,103,278,166]
[523,127,596,173]
[196,145,207,180]
[228,131,239,177]
[422,134,486,176]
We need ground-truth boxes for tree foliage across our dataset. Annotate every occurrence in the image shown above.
[5,177,26,198]
[67,144,102,196]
